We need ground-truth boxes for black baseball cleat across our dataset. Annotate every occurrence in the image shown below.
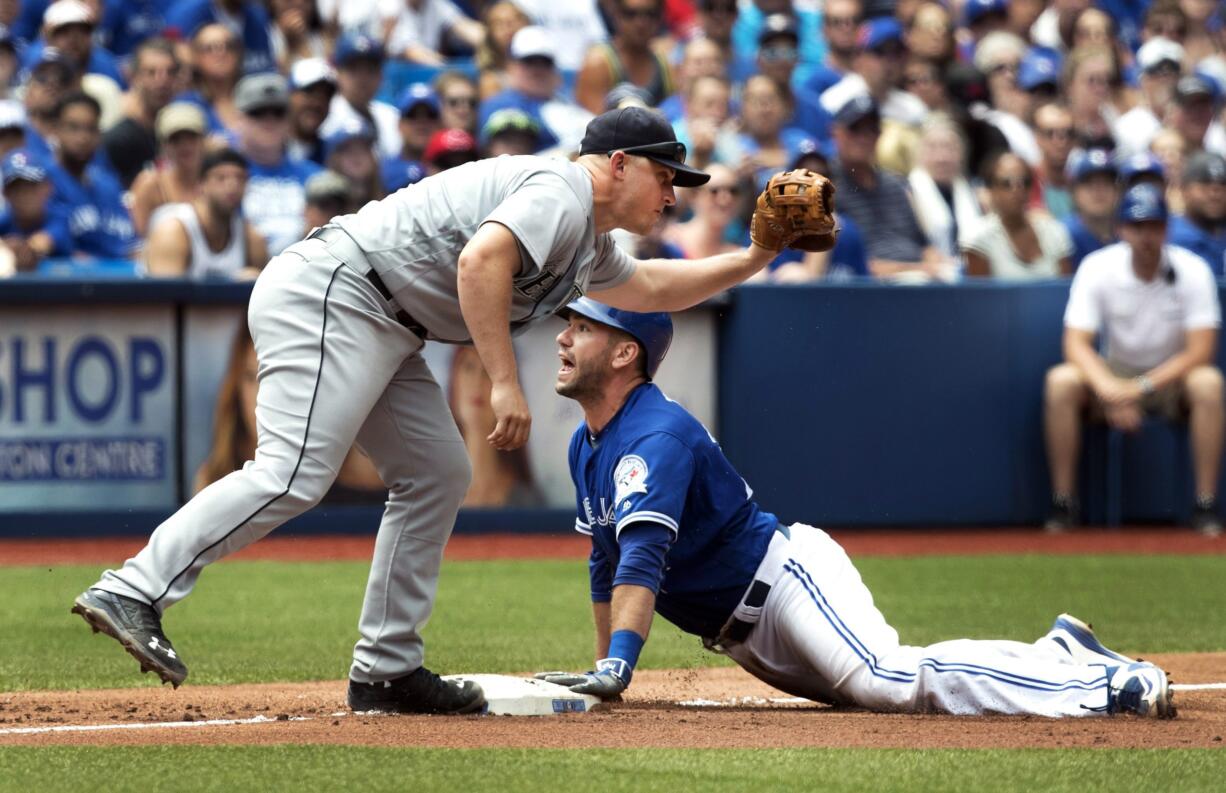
[1044,495,1079,534]
[348,668,487,715]
[71,588,188,687]
[1190,497,1223,538]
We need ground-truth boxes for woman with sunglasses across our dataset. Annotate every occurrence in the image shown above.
[1062,46,1123,150]
[174,24,244,137]
[664,163,743,259]
[963,151,1074,279]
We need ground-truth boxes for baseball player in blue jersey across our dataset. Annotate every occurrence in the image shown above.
[70,107,817,716]
[539,299,1176,719]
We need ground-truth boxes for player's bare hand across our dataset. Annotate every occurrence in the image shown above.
[488,381,531,450]
[1098,377,1142,408]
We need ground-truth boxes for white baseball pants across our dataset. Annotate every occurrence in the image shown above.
[724,525,1113,717]
[94,234,471,683]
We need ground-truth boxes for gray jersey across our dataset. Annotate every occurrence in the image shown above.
[334,155,636,343]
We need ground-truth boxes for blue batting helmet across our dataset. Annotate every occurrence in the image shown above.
[562,298,673,378]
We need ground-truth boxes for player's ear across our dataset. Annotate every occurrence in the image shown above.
[608,151,628,181]
[611,339,642,374]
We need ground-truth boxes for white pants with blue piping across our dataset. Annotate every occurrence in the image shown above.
[724,524,1112,717]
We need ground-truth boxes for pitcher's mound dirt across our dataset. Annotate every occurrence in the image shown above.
[3,654,1224,749]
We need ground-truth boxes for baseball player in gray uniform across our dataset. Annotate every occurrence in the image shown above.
[70,107,779,714]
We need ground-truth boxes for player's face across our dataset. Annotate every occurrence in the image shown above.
[555,316,617,399]
[1120,220,1166,264]
[623,156,677,234]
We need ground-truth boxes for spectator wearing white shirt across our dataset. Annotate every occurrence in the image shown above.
[1044,184,1225,536]
[319,32,401,158]
[1113,38,1184,157]
[378,0,483,66]
[513,0,608,73]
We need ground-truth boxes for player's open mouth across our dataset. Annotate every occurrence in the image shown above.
[558,352,575,376]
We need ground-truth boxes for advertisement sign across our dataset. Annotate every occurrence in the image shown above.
[0,308,177,510]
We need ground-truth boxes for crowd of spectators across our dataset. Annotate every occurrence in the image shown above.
[0,0,1218,281]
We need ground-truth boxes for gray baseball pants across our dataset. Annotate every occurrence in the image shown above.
[94,233,471,683]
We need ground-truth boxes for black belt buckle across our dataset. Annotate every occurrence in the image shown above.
[365,269,428,339]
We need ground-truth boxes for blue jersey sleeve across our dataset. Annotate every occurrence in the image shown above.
[588,543,612,603]
[612,522,673,593]
[609,432,695,537]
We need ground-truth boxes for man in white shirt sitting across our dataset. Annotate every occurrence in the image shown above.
[1044,184,1225,536]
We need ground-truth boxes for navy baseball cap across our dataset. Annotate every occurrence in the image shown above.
[2,149,47,186]
[1116,151,1165,184]
[833,93,880,127]
[759,13,799,45]
[789,135,837,170]
[963,0,1007,26]
[1117,184,1167,223]
[323,118,376,161]
[580,106,711,187]
[480,108,540,145]
[1018,49,1060,92]
[335,32,384,67]
[1175,74,1216,104]
[397,82,441,117]
[561,297,674,378]
[858,18,903,52]
[1066,148,1116,183]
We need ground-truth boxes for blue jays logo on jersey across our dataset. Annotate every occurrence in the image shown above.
[613,455,649,503]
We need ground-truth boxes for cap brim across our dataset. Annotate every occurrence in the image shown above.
[646,155,710,187]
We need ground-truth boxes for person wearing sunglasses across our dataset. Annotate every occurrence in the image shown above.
[1030,102,1076,219]
[320,32,402,160]
[963,151,1073,279]
[575,0,674,115]
[165,0,276,76]
[1062,148,1121,269]
[234,72,321,256]
[802,0,861,98]
[664,163,743,259]
[69,105,791,717]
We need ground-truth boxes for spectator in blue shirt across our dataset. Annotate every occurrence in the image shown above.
[478,26,573,152]
[0,149,70,272]
[21,1,126,89]
[174,24,244,137]
[380,83,437,194]
[287,58,336,166]
[234,72,320,255]
[1062,149,1120,269]
[0,101,27,157]
[755,13,830,141]
[46,91,138,260]
[20,49,75,163]
[802,0,861,98]
[731,0,824,88]
[1169,152,1226,276]
[165,0,275,75]
[12,0,163,57]
[657,37,726,125]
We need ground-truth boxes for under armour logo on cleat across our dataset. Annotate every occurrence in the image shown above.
[149,636,177,659]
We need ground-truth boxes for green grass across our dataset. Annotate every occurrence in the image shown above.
[0,747,1223,793]
[2,554,1224,691]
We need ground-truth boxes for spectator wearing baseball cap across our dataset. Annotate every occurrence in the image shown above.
[381,83,437,194]
[45,91,138,261]
[755,13,830,143]
[0,101,26,157]
[303,169,353,231]
[1168,152,1226,275]
[129,102,208,237]
[1172,73,1220,153]
[164,0,275,76]
[1062,148,1120,269]
[480,108,541,157]
[0,148,70,272]
[1017,47,1061,104]
[21,49,77,162]
[423,127,478,176]
[234,72,321,255]
[479,26,590,154]
[287,58,337,166]
[323,117,384,206]
[963,0,1009,41]
[1114,38,1185,157]
[381,0,484,65]
[728,0,823,88]
[1117,151,1167,191]
[1046,182,1224,536]
[320,31,401,159]
[20,1,125,89]
[830,93,951,280]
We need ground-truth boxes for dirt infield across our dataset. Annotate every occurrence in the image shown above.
[2,530,1222,750]
[2,658,1224,749]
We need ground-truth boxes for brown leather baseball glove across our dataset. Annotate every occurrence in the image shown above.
[749,169,839,252]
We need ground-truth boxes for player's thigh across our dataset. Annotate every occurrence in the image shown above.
[353,352,470,493]
[247,250,423,479]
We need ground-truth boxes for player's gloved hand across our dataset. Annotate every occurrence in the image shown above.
[750,169,839,253]
[535,657,632,700]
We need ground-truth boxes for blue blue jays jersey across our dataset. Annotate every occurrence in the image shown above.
[569,383,779,638]
[1168,216,1226,277]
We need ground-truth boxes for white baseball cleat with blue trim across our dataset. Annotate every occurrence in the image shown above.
[1107,663,1176,718]
[1044,613,1138,665]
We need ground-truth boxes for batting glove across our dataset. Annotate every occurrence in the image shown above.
[536,657,632,699]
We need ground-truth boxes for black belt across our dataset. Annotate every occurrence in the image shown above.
[720,522,790,643]
[308,226,430,339]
